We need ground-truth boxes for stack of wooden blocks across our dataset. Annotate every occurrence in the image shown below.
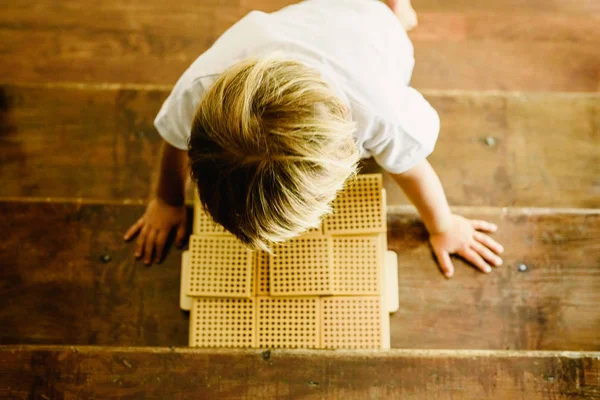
[180,174,398,349]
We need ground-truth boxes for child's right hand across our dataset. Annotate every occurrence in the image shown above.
[123,197,187,265]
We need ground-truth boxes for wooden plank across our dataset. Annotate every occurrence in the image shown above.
[0,84,166,200]
[241,0,600,14]
[3,84,597,207]
[410,38,599,92]
[0,1,598,91]
[0,200,190,346]
[0,1,220,85]
[0,201,598,351]
[414,0,600,13]
[0,346,598,399]
[387,207,600,351]
[368,92,600,208]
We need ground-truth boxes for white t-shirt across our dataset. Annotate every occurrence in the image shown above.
[155,0,439,173]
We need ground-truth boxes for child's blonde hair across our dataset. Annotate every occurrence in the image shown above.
[189,56,359,250]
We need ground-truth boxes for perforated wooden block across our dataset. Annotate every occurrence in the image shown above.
[381,188,388,227]
[321,296,388,349]
[256,297,320,349]
[189,298,255,348]
[324,174,386,235]
[254,251,270,296]
[332,236,382,295]
[180,251,192,311]
[269,237,333,296]
[187,235,253,298]
[193,191,228,235]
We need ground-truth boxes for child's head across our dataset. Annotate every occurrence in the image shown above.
[189,56,359,250]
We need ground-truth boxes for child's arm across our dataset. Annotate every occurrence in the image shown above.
[123,140,189,265]
[391,159,504,278]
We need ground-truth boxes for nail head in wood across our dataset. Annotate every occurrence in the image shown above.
[518,264,528,272]
[484,137,497,146]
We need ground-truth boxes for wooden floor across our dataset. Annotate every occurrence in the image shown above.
[1,84,597,207]
[0,0,599,398]
[2,346,598,399]
[1,201,598,351]
[0,1,598,90]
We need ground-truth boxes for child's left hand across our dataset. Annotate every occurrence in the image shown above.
[429,214,504,278]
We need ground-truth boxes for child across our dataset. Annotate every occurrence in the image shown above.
[124,0,504,278]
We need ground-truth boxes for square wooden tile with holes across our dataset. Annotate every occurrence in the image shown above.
[184,174,396,350]
[256,297,320,349]
[269,237,334,296]
[189,297,255,348]
[187,235,253,298]
[332,235,382,295]
[321,296,386,349]
[324,174,386,235]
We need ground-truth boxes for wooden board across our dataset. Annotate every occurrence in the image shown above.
[413,0,600,13]
[364,92,600,209]
[0,200,190,346]
[0,200,598,351]
[0,346,598,399]
[0,1,598,91]
[387,207,600,350]
[1,85,598,208]
[0,84,166,201]
[408,11,600,91]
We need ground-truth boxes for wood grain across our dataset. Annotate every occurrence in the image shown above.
[378,92,600,208]
[387,208,600,351]
[0,84,165,201]
[0,200,598,350]
[2,84,597,208]
[414,0,600,13]
[0,201,190,346]
[0,346,598,399]
[0,1,598,90]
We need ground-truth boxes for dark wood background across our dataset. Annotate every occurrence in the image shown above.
[1,201,598,351]
[0,0,598,398]
[0,0,598,90]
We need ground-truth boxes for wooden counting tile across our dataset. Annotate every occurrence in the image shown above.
[254,250,270,296]
[180,251,193,311]
[332,236,382,295]
[324,174,386,235]
[187,235,253,298]
[189,298,255,348]
[193,191,228,235]
[320,296,387,349]
[256,297,320,349]
[269,237,333,296]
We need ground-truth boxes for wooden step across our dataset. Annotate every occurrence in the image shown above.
[0,345,598,399]
[1,84,597,207]
[1,200,598,350]
[0,1,597,90]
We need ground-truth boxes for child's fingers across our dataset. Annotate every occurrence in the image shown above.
[135,225,149,258]
[474,231,504,254]
[124,218,144,241]
[433,248,454,278]
[175,222,187,248]
[470,220,498,233]
[154,231,168,264]
[471,241,503,267]
[460,248,492,273]
[144,230,157,265]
